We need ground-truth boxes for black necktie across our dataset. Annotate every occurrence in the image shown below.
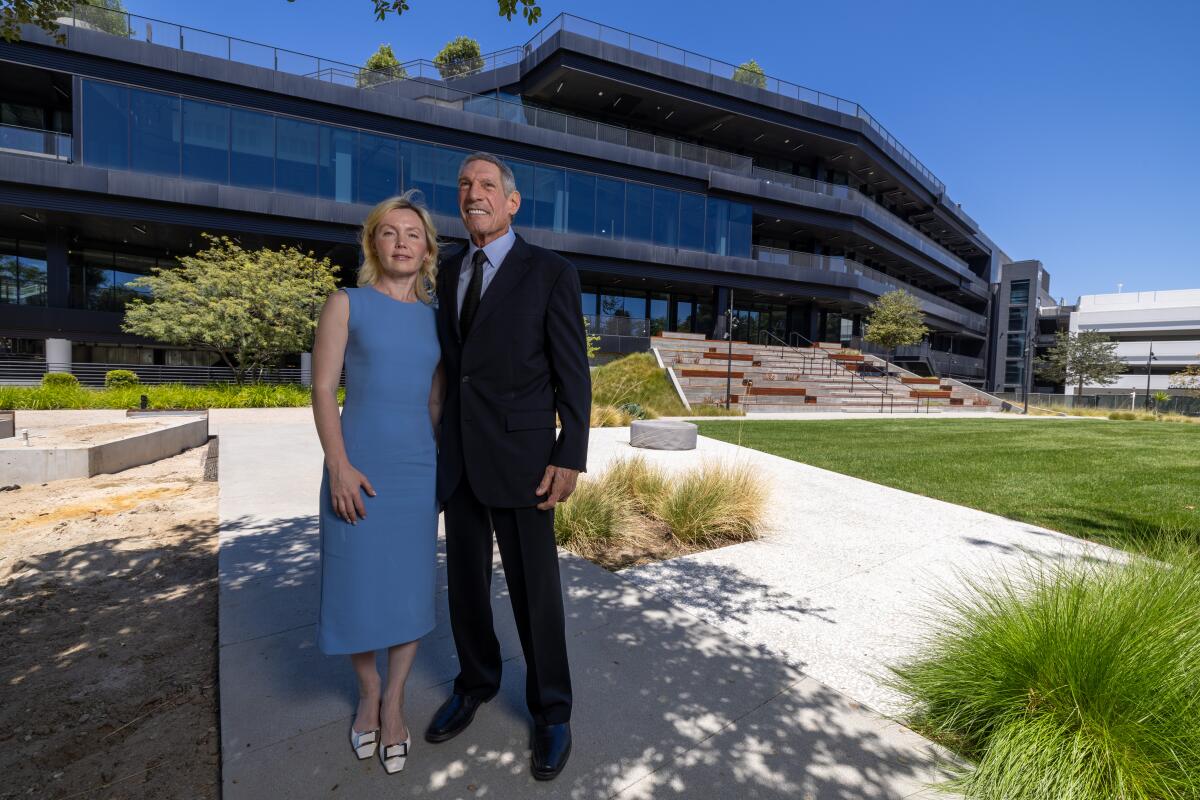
[459,249,487,338]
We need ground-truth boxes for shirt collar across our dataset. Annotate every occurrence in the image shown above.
[464,226,516,271]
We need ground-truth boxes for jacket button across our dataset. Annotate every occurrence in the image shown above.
[461,375,470,383]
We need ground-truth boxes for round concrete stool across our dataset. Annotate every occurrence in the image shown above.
[630,419,698,451]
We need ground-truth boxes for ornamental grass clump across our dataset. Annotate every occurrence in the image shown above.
[590,404,633,427]
[657,461,766,547]
[601,455,670,517]
[552,475,632,560]
[890,545,1200,800]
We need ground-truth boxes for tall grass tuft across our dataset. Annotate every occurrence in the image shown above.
[601,455,670,517]
[890,545,1200,800]
[552,475,632,560]
[657,461,766,547]
[592,353,688,416]
[590,404,634,427]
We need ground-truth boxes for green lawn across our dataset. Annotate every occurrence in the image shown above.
[697,418,1200,552]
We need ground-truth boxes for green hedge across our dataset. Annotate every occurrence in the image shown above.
[104,369,141,388]
[0,383,340,410]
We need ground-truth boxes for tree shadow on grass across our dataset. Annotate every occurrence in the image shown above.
[214,511,951,799]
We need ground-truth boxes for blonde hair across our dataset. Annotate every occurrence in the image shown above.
[358,191,439,304]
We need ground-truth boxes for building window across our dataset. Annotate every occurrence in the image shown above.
[357,132,398,205]
[1009,279,1030,306]
[130,88,181,176]
[1004,359,1025,385]
[651,187,680,248]
[275,117,318,196]
[81,80,129,169]
[1007,305,1027,332]
[182,99,230,184]
[1006,332,1025,358]
[68,248,159,312]
[318,125,357,204]
[595,177,624,239]
[230,108,274,191]
[565,172,596,236]
[0,238,48,306]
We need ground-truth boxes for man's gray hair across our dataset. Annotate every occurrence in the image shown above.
[458,152,518,197]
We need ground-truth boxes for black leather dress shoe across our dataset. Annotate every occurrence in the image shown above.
[531,722,572,781]
[424,692,495,743]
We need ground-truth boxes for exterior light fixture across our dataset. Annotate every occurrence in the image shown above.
[20,212,39,223]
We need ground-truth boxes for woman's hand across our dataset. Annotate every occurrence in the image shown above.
[328,462,376,524]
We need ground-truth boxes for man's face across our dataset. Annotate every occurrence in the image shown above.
[458,159,520,246]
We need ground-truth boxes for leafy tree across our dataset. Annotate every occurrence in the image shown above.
[1034,330,1126,395]
[433,35,484,79]
[358,42,408,88]
[122,235,338,384]
[73,0,129,36]
[863,290,928,391]
[1169,361,1200,396]
[732,59,766,89]
[3,0,541,44]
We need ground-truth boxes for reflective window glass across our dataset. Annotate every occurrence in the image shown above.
[649,293,669,336]
[402,141,438,207]
[0,239,18,305]
[275,117,318,196]
[510,160,534,228]
[130,88,180,176]
[1006,332,1025,358]
[728,201,752,257]
[625,183,652,243]
[357,132,398,204]
[652,188,679,247]
[595,177,624,239]
[17,242,47,306]
[533,166,565,232]
[434,146,462,217]
[182,99,229,184]
[81,80,128,169]
[705,198,730,255]
[1008,305,1027,331]
[318,125,357,203]
[1009,279,1030,306]
[679,192,705,251]
[566,172,596,236]
[230,109,274,191]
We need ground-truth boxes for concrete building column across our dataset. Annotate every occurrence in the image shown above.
[711,286,732,340]
[45,338,71,372]
[46,231,70,309]
[300,352,313,387]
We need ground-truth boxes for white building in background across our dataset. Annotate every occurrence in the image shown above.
[1069,288,1200,392]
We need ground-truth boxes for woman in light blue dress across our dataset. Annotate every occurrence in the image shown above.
[311,192,444,775]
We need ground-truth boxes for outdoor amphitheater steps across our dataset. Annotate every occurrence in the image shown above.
[651,336,1001,414]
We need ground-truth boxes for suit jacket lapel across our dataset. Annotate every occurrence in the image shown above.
[464,234,533,342]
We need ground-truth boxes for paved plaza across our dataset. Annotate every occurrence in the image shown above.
[213,411,957,799]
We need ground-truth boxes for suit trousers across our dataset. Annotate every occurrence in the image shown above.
[443,473,572,726]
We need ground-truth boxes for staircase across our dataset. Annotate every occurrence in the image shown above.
[653,332,1002,414]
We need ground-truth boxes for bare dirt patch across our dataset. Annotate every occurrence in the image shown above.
[0,444,219,800]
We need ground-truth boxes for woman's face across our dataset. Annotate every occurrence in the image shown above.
[373,208,429,279]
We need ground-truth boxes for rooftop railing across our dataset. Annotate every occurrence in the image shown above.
[753,245,986,333]
[56,4,752,175]
[529,13,947,195]
[0,123,71,161]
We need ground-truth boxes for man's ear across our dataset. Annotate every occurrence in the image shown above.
[507,190,521,219]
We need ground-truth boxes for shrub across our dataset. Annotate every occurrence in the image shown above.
[104,369,140,388]
[601,456,670,517]
[890,547,1200,800]
[657,462,766,547]
[41,372,79,388]
[590,404,633,428]
[553,476,632,559]
[618,401,651,420]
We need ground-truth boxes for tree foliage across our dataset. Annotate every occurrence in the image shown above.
[1169,361,1200,396]
[1034,330,1126,393]
[359,0,541,25]
[732,58,766,89]
[863,290,929,351]
[357,42,408,88]
[433,35,484,78]
[121,235,338,384]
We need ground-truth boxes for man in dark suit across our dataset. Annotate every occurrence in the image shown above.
[425,152,590,781]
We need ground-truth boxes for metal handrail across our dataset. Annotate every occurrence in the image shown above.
[756,330,914,413]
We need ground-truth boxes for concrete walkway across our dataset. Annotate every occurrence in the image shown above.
[216,416,956,799]
[608,427,1119,717]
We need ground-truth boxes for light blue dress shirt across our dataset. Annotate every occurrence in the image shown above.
[457,226,517,316]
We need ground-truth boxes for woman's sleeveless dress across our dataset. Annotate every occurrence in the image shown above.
[317,287,440,655]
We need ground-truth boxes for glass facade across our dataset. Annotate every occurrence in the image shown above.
[79,79,753,258]
[68,248,167,312]
[0,238,48,306]
[1009,279,1030,306]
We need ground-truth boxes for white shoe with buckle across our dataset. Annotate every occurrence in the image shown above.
[379,734,411,774]
[350,721,379,760]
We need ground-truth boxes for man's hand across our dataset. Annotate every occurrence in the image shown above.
[535,465,579,510]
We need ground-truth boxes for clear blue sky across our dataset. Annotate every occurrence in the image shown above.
[128,0,1200,303]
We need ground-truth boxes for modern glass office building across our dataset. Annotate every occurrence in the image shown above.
[0,8,1014,385]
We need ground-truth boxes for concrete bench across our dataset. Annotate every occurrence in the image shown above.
[630,419,698,451]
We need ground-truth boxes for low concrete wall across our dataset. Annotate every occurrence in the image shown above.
[0,417,209,484]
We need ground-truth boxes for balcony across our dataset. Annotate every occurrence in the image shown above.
[0,124,71,161]
[753,246,986,334]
